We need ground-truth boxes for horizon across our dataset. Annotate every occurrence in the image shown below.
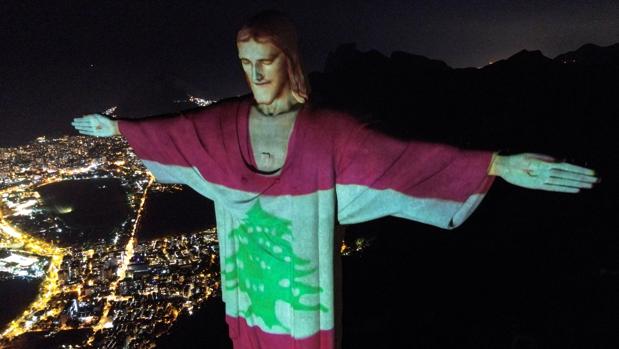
[0,39,617,149]
[1,1,618,146]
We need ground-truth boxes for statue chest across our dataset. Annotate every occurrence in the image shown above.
[248,108,298,173]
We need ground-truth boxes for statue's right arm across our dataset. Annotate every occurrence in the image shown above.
[71,114,120,137]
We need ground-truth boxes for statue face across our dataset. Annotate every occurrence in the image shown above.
[237,38,291,105]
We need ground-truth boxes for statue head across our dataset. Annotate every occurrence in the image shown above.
[236,10,310,105]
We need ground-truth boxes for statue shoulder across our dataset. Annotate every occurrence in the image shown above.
[305,104,358,122]
[309,105,367,132]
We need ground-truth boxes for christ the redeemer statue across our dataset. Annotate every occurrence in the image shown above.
[72,10,598,349]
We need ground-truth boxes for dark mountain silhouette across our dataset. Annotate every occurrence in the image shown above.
[481,49,553,73]
[309,41,617,154]
[554,42,619,66]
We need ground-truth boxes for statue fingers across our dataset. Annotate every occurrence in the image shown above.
[549,169,598,183]
[76,129,98,137]
[526,153,557,162]
[71,121,94,129]
[538,183,581,193]
[554,162,596,176]
[544,177,593,189]
[72,123,96,132]
[71,119,93,126]
[73,117,101,127]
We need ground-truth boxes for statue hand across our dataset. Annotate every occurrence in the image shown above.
[491,153,598,193]
[71,114,119,137]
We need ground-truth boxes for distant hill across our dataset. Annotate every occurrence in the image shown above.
[554,42,619,66]
[481,49,553,72]
[309,41,618,154]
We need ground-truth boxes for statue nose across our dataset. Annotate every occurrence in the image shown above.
[253,67,264,82]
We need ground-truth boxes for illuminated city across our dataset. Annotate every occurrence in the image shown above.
[0,134,223,348]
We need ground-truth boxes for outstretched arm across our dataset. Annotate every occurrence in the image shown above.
[71,114,119,137]
[70,106,224,200]
[488,153,598,193]
[333,115,599,229]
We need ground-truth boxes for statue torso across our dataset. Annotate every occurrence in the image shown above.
[248,105,299,174]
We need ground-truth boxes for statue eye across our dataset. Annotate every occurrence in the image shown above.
[262,60,273,65]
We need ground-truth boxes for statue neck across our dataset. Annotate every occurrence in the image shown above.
[255,93,301,116]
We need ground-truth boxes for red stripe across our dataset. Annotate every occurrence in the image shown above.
[226,315,334,349]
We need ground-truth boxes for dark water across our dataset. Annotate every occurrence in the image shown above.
[137,187,215,241]
[35,178,215,243]
[36,178,129,244]
[0,278,41,330]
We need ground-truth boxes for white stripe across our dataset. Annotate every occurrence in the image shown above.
[336,184,487,229]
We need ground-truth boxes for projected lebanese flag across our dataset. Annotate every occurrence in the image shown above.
[118,94,494,349]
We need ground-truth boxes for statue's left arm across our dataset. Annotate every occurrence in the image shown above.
[333,117,597,230]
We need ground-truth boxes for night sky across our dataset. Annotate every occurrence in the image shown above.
[1,0,618,146]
